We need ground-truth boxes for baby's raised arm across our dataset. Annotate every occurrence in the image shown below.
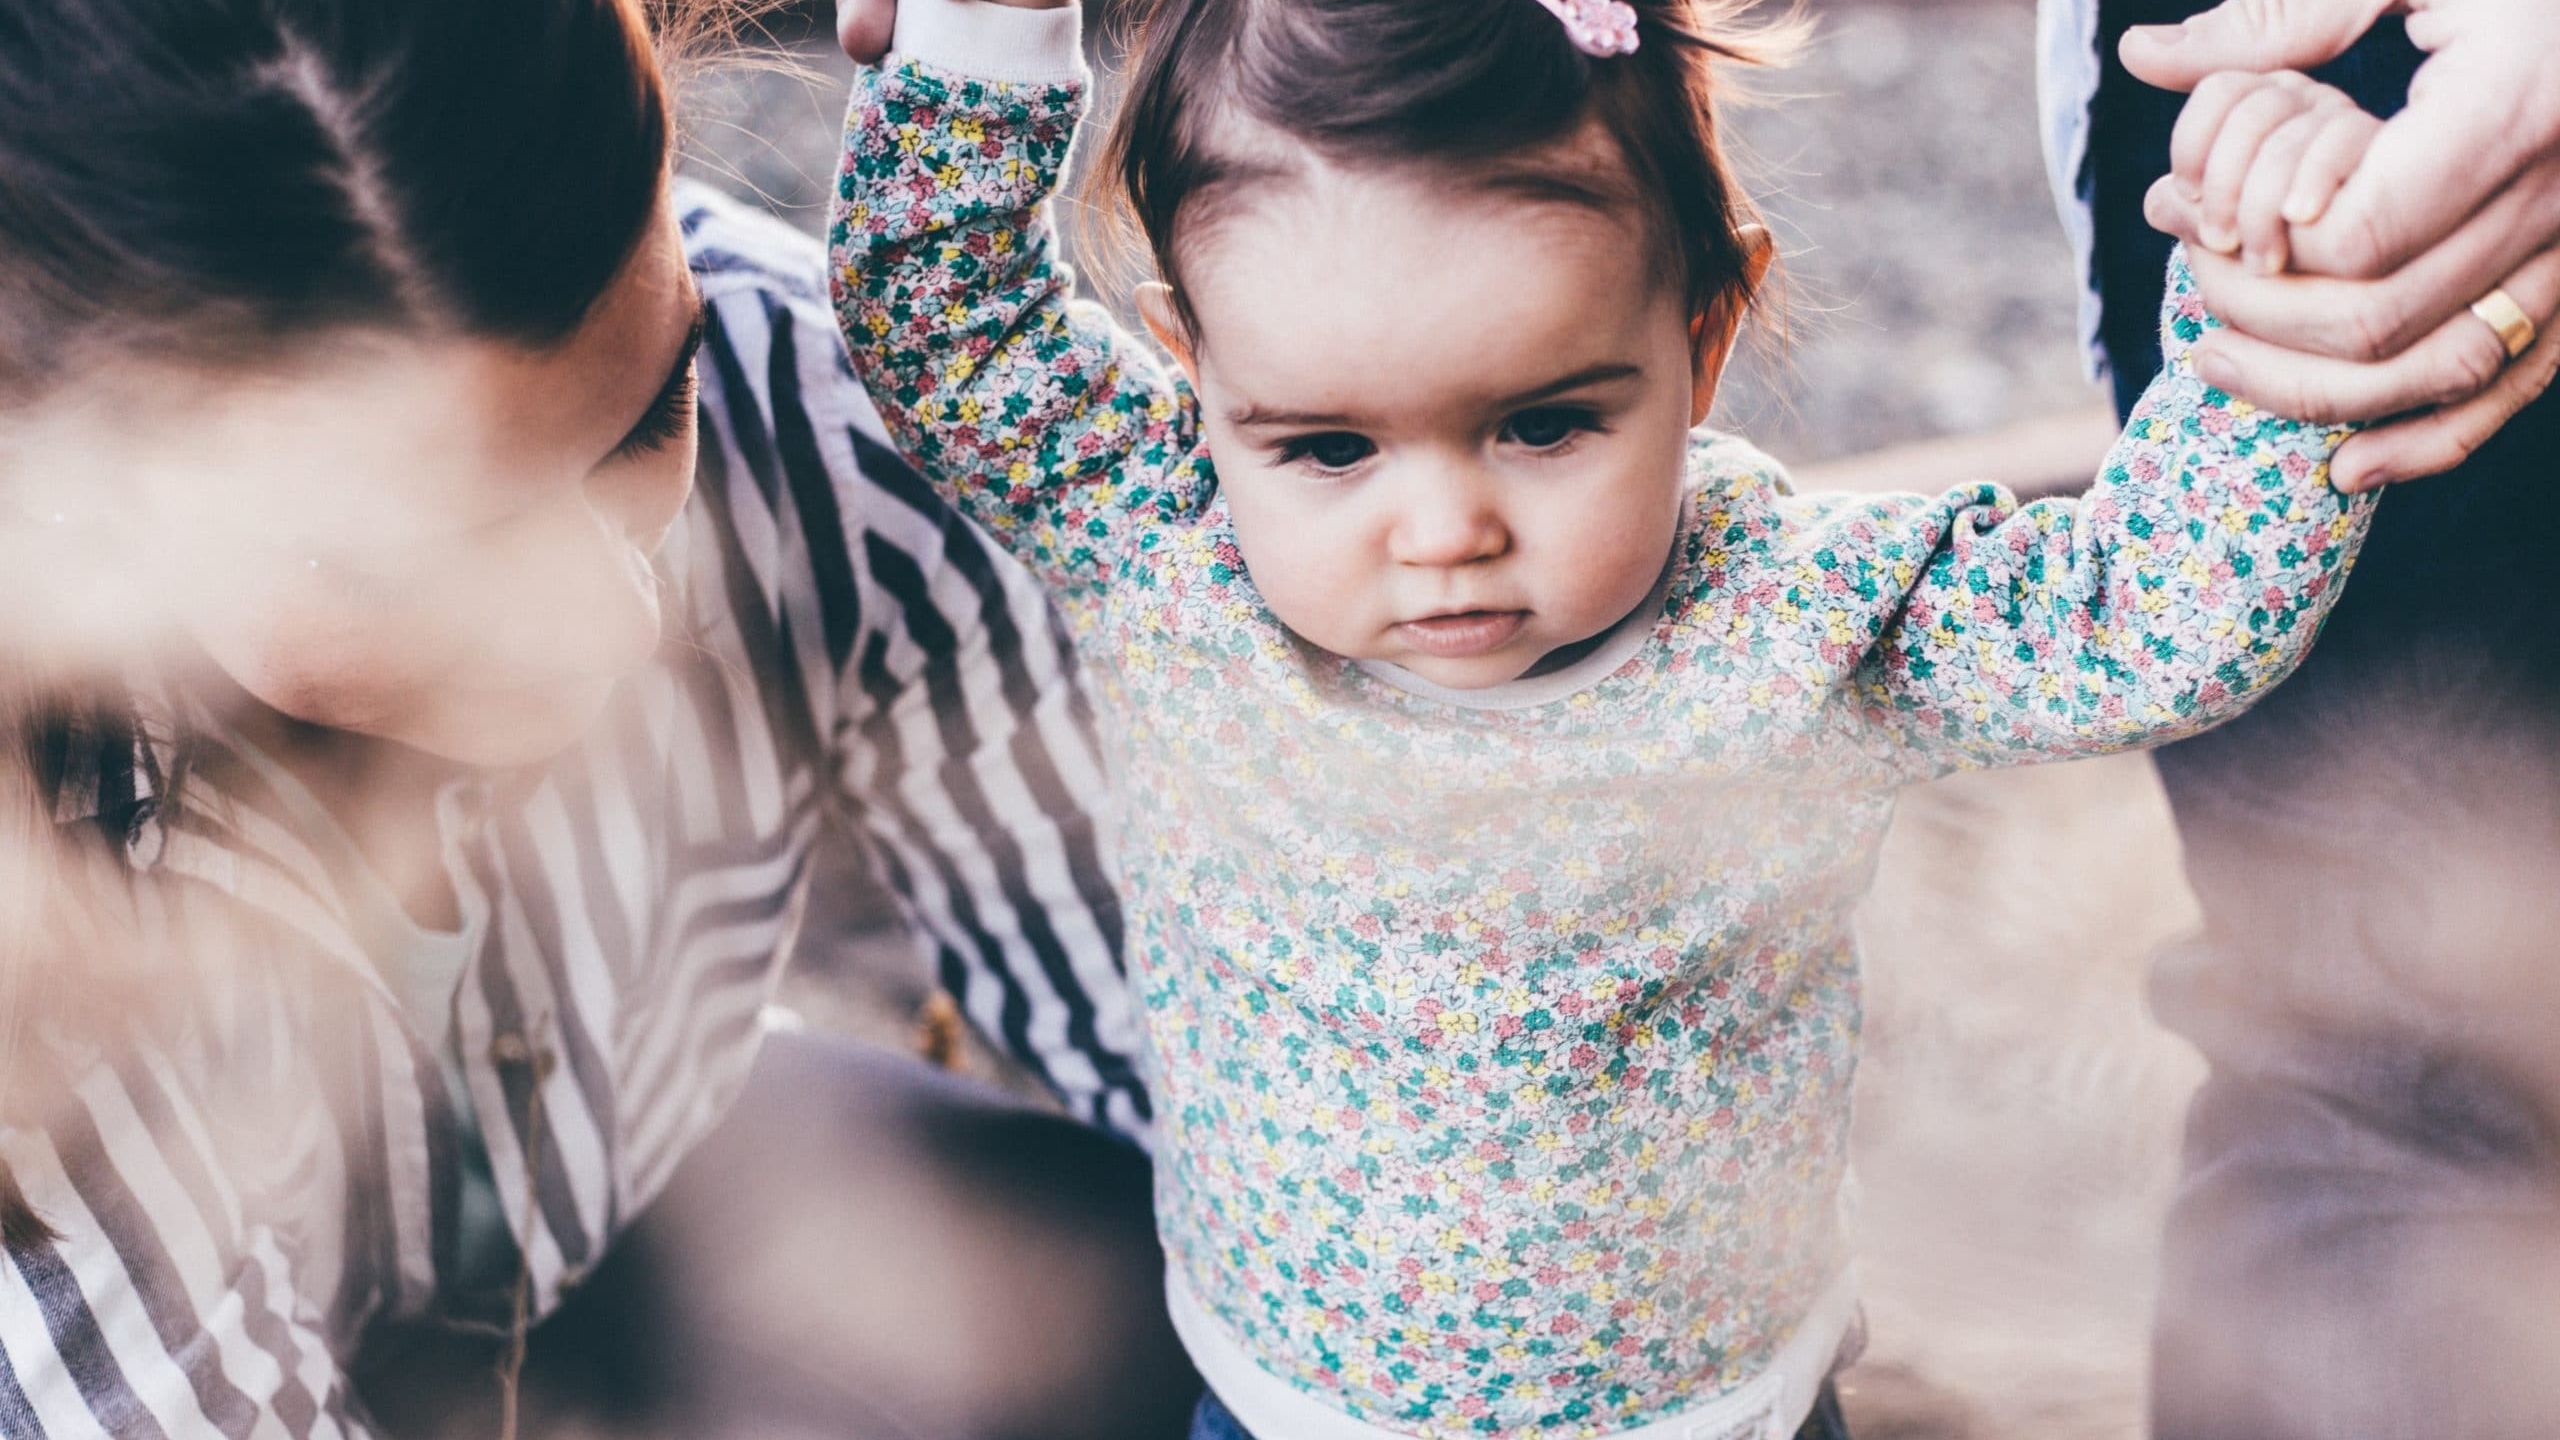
[829,0,1199,629]
[1820,247,2376,774]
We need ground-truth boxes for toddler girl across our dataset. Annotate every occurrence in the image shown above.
[828,1,2374,1435]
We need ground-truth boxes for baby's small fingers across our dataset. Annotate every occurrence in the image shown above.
[2200,80,2321,254]
[2237,111,2328,273]
[2145,173,2205,243]
[2170,71,2276,197]
[2281,108,2384,227]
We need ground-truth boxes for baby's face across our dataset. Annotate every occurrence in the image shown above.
[1167,154,1723,690]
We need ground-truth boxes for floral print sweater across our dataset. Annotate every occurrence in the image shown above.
[828,23,2371,1440]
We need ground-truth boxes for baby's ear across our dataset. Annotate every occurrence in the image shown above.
[1689,225,1775,428]
[1136,282,1201,385]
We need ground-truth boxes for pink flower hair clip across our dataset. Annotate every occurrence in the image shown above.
[1533,0,1641,57]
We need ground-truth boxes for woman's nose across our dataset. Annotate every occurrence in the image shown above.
[1388,476,1510,569]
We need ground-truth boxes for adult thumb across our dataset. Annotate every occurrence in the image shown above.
[2118,0,2395,92]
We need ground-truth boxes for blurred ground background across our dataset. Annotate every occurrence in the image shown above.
[681,4,2207,1438]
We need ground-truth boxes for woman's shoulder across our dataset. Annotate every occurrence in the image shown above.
[669,182,936,601]
[677,181,830,307]
[666,183,1076,746]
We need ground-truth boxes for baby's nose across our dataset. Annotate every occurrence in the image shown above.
[1389,481,1510,568]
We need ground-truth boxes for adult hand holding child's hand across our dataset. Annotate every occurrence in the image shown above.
[839,0,1074,66]
[2123,0,2560,489]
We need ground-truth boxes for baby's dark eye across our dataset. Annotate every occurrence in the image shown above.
[1501,406,1602,450]
[1276,431,1377,472]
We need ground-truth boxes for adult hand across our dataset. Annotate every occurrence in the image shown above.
[838,0,1074,65]
[2118,0,2560,489]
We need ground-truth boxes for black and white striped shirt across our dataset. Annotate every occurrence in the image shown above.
[1,184,1148,1438]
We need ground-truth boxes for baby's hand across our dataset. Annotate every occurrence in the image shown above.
[2158,71,2382,276]
[838,0,894,64]
[838,0,1076,65]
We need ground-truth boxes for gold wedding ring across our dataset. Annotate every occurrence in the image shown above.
[2470,286,2538,360]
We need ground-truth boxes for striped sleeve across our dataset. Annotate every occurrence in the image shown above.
[681,189,1153,1144]
[3,1044,368,1440]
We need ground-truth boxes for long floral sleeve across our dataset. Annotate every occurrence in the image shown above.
[1818,250,2374,773]
[828,29,1199,633]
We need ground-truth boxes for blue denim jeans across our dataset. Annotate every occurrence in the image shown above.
[1189,1384,1853,1440]
[2089,6,2560,1439]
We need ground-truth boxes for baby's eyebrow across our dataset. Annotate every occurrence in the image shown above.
[1478,167,1637,218]
[1228,402,1358,429]
[1229,364,1645,431]
[1495,362,1644,409]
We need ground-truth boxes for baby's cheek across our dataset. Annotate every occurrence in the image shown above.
[1228,506,1377,653]
[1544,487,1679,622]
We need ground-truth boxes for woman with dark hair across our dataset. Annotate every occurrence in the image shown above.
[0,1,1194,1435]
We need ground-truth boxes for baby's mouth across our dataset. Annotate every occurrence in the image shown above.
[1395,609,1528,659]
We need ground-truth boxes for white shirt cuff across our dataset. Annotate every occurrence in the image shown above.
[891,0,1087,85]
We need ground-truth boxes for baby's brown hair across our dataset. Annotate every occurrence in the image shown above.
[1092,0,1797,344]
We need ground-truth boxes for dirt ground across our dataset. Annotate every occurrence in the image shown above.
[703,6,2208,1437]
[1834,759,2201,1440]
